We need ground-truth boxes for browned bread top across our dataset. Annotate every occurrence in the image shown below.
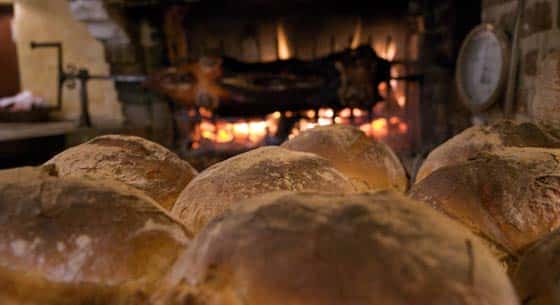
[411,147,560,256]
[0,166,191,305]
[416,120,560,183]
[156,191,519,305]
[46,134,198,210]
[171,146,356,234]
[282,124,408,192]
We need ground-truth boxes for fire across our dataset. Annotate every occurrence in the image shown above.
[190,38,411,150]
[351,17,363,49]
[373,38,397,61]
[276,21,291,60]
[193,112,281,150]
[288,105,408,143]
[397,96,406,107]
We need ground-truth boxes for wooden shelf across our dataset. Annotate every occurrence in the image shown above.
[0,121,76,142]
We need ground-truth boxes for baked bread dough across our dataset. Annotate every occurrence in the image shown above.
[156,191,519,305]
[282,125,408,192]
[416,120,560,183]
[411,147,560,269]
[46,134,197,210]
[0,166,191,305]
[171,146,356,234]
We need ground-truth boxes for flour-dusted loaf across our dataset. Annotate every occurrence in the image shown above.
[0,166,191,305]
[282,125,408,192]
[171,146,356,234]
[46,134,197,210]
[514,229,560,305]
[415,120,560,182]
[411,147,560,268]
[156,191,519,305]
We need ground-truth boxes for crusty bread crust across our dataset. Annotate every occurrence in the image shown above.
[0,166,191,305]
[282,125,408,192]
[171,146,356,234]
[416,120,560,183]
[157,191,518,305]
[411,147,560,265]
[46,134,198,210]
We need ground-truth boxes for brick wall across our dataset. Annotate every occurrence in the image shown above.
[482,0,560,119]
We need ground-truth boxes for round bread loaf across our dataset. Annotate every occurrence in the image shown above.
[416,120,560,183]
[410,147,560,266]
[171,146,356,234]
[46,134,197,210]
[513,229,560,305]
[156,191,519,305]
[282,125,408,192]
[0,166,191,305]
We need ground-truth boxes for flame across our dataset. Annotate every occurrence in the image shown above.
[194,113,280,149]
[199,107,213,118]
[385,42,396,61]
[276,21,291,60]
[374,40,397,61]
[397,95,406,107]
[193,106,409,151]
[371,118,389,138]
[319,108,334,118]
[351,17,362,49]
[352,108,365,117]
[339,108,352,118]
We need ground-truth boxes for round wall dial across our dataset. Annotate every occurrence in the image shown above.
[456,24,510,113]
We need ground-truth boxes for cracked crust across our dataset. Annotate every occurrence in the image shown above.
[411,147,560,267]
[156,191,519,305]
[282,125,408,192]
[416,120,560,183]
[46,134,198,210]
[171,146,356,234]
[0,166,191,305]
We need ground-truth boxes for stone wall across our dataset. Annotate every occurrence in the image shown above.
[9,0,124,127]
[482,0,560,119]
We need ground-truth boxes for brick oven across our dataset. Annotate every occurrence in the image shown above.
[66,0,481,170]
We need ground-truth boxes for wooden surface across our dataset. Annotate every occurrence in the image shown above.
[0,121,76,142]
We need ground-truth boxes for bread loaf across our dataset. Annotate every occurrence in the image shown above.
[282,125,408,192]
[171,146,356,234]
[514,229,560,305]
[411,147,560,266]
[416,120,560,183]
[156,191,519,305]
[46,134,197,210]
[0,166,191,305]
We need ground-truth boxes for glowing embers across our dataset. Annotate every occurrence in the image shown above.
[191,111,281,150]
